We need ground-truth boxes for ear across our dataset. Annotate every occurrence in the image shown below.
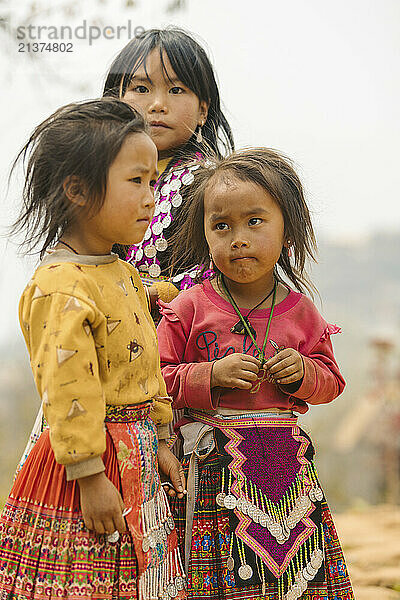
[198,100,209,125]
[63,175,87,207]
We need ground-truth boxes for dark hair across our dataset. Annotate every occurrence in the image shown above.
[103,27,234,163]
[10,98,147,257]
[170,148,318,296]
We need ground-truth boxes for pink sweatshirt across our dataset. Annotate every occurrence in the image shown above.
[157,280,345,414]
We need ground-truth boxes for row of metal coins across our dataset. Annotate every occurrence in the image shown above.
[216,486,324,544]
[284,548,324,600]
[142,515,176,553]
[160,574,187,599]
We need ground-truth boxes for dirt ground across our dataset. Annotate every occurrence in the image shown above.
[335,504,400,599]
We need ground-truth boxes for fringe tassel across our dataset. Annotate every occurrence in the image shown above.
[139,486,186,600]
[220,464,325,598]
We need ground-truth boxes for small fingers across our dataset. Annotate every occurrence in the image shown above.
[271,365,301,380]
[83,516,94,532]
[240,369,259,382]
[275,372,303,385]
[232,379,253,390]
[265,349,297,368]
[113,511,127,534]
[239,354,261,369]
[93,519,105,535]
[268,357,299,375]
[103,518,116,535]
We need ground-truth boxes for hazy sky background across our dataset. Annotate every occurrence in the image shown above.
[1,0,399,346]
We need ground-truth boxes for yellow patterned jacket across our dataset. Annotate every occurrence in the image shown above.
[19,249,173,480]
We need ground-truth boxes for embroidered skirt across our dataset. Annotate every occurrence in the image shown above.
[170,412,354,600]
[0,403,186,600]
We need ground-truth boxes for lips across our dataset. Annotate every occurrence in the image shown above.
[149,121,170,129]
[231,256,254,261]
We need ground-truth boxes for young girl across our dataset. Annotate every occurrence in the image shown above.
[103,27,234,290]
[0,98,186,600]
[157,148,355,599]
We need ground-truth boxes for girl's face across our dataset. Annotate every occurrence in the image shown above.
[204,174,286,287]
[123,49,208,158]
[81,132,157,253]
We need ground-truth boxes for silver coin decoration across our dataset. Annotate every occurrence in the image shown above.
[175,576,185,591]
[182,172,194,185]
[155,238,168,252]
[154,190,161,202]
[168,178,180,191]
[302,566,314,581]
[223,494,237,510]
[144,244,156,258]
[276,535,286,545]
[161,183,171,196]
[167,583,178,598]
[135,248,143,261]
[236,498,244,512]
[162,214,172,228]
[152,222,163,236]
[144,227,152,240]
[154,203,161,217]
[216,492,226,507]
[164,521,172,535]
[241,501,250,516]
[107,531,120,543]
[160,527,168,542]
[160,199,170,213]
[227,556,235,571]
[148,263,161,278]
[172,193,183,208]
[315,488,323,501]
[142,536,150,552]
[148,533,157,549]
[238,564,253,580]
[248,505,257,520]
[167,515,175,530]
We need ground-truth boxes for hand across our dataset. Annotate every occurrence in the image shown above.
[78,471,127,535]
[211,353,261,390]
[157,440,186,499]
[265,348,304,385]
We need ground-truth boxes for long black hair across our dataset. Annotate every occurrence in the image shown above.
[10,98,147,257]
[103,27,234,164]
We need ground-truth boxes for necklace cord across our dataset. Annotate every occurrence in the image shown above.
[57,240,79,255]
[220,275,277,367]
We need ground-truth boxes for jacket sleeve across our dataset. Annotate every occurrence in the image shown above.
[281,329,345,405]
[157,303,218,411]
[20,290,107,479]
[132,277,173,433]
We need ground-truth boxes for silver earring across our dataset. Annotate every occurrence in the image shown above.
[209,254,213,270]
[196,124,203,144]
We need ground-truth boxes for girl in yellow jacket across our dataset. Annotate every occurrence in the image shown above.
[0,98,186,600]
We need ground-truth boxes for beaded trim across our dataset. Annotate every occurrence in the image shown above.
[105,402,153,423]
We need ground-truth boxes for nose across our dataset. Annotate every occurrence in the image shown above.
[231,238,250,250]
[144,187,155,210]
[148,91,168,114]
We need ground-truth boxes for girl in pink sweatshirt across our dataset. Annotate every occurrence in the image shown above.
[157,148,354,600]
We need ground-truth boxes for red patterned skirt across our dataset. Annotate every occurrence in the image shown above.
[170,413,354,600]
[0,404,185,600]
